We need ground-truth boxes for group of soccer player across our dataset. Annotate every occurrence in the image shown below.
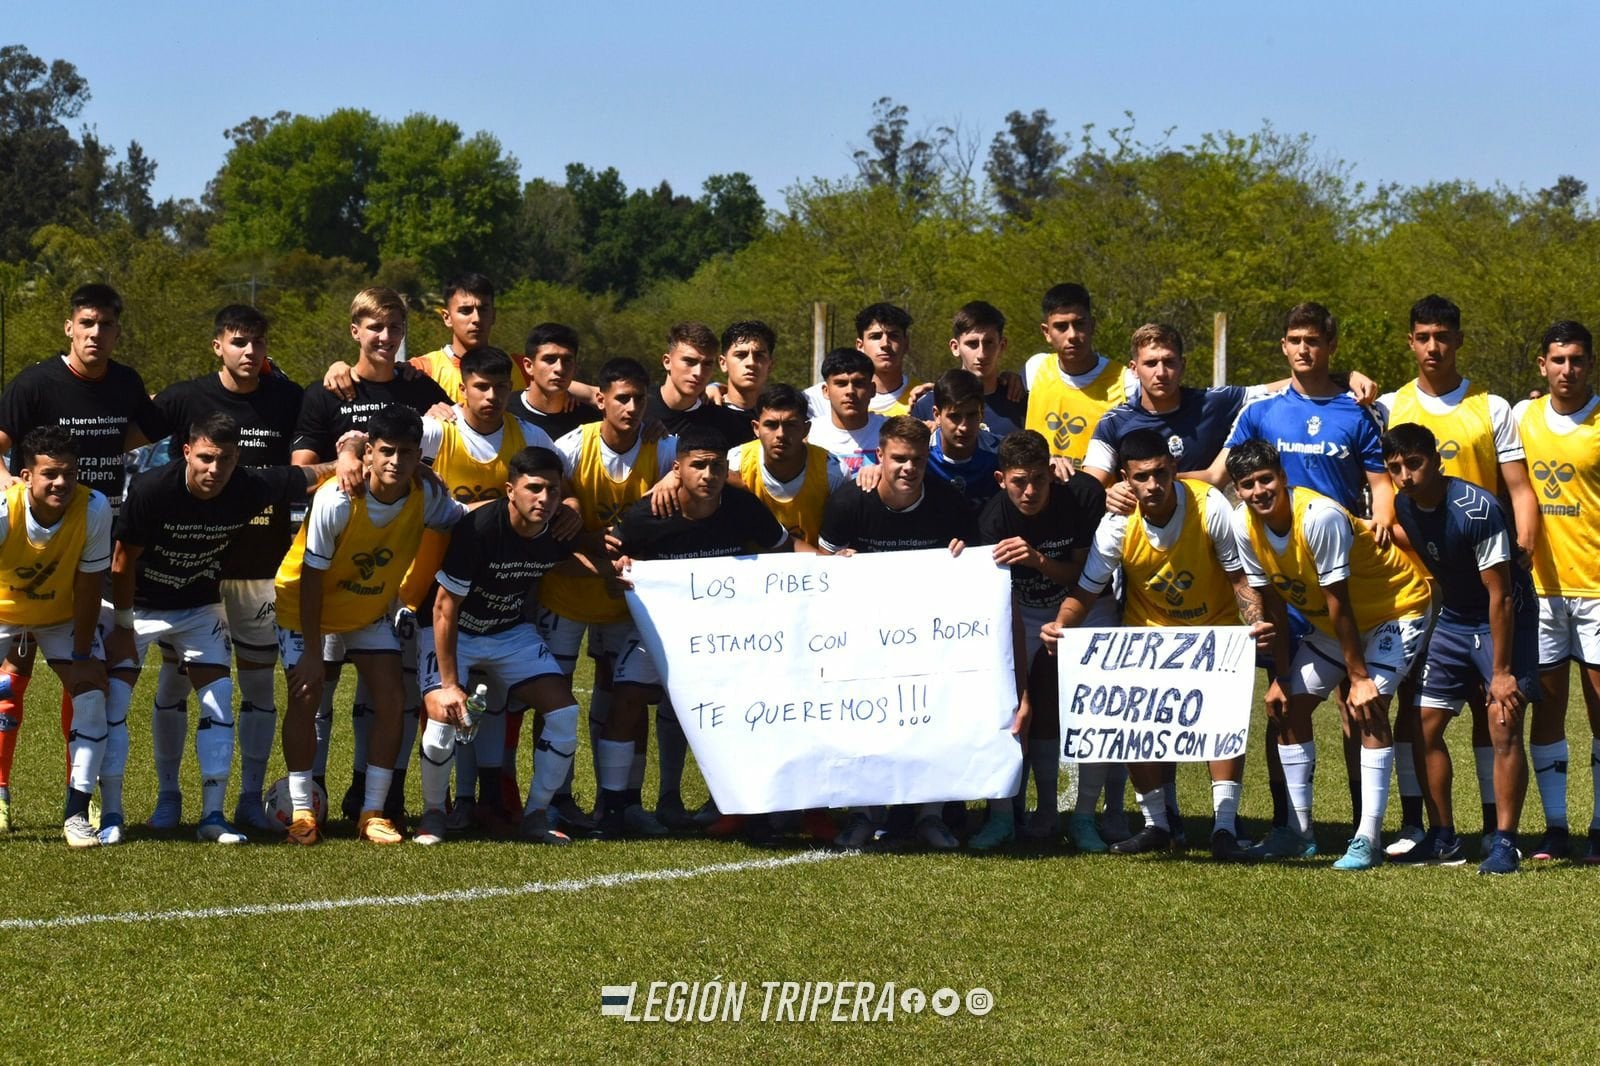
[0,273,1594,876]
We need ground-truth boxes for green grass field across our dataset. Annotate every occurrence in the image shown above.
[4,657,1600,1064]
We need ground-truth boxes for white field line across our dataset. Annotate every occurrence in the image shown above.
[0,849,850,933]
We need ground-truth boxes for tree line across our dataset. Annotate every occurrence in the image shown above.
[3,44,1596,401]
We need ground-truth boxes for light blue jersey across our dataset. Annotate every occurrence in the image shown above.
[1225,388,1383,512]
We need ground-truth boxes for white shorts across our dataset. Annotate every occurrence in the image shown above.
[0,618,105,664]
[221,578,277,656]
[1288,613,1431,700]
[115,605,232,671]
[416,624,564,696]
[530,608,657,684]
[276,618,399,671]
[1537,595,1600,668]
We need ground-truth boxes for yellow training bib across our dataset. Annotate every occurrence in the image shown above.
[1025,356,1127,462]
[1121,480,1239,627]
[1519,395,1600,597]
[735,441,832,545]
[0,482,89,628]
[1387,380,1502,494]
[276,486,424,634]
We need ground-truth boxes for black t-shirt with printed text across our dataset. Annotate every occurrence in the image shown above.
[293,375,451,460]
[429,501,577,635]
[116,460,308,610]
[978,472,1105,611]
[645,392,755,447]
[818,477,978,554]
[508,391,600,442]
[615,486,787,562]
[150,372,305,579]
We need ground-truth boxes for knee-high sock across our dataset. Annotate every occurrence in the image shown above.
[1357,746,1394,846]
[0,671,31,789]
[528,705,579,813]
[1135,789,1169,831]
[1591,738,1600,831]
[1212,780,1241,836]
[1103,761,1129,812]
[1027,739,1059,815]
[66,688,108,797]
[1074,762,1108,817]
[454,728,478,800]
[236,668,277,800]
[362,765,393,813]
[288,769,316,813]
[151,663,190,794]
[1531,739,1569,827]
[100,678,132,819]
[194,678,235,818]
[1281,742,1316,838]
[313,679,336,778]
[655,699,687,802]
[350,678,373,783]
[475,704,506,771]
[1394,741,1421,799]
[596,738,633,793]
[419,719,455,812]
[393,689,420,772]
[569,686,611,797]
[1474,745,1497,823]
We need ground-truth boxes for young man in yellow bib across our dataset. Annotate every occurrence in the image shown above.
[1024,283,1129,465]
[727,383,843,546]
[1376,294,1540,857]
[1514,320,1600,862]
[537,358,678,835]
[0,428,113,846]
[1041,429,1268,861]
[275,405,468,845]
[1227,439,1434,870]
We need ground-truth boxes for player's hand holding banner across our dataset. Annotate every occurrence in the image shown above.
[625,549,1022,813]
[1052,626,1256,763]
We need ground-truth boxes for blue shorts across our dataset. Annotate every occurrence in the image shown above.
[1417,614,1539,713]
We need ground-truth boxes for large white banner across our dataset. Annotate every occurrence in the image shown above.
[625,548,1022,813]
[1052,626,1256,763]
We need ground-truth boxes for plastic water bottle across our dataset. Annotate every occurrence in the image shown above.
[456,683,489,745]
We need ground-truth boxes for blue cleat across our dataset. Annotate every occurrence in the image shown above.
[1332,836,1382,870]
[1255,825,1317,859]
[1477,833,1521,875]
[196,811,247,844]
[147,790,182,830]
[1389,827,1465,866]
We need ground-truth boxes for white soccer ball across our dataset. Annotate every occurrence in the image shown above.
[264,776,328,828]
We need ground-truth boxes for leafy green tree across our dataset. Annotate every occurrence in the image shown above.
[0,45,90,259]
[986,109,1064,218]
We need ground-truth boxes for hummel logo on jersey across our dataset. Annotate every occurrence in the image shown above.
[1532,460,1576,500]
[452,484,507,503]
[1438,438,1461,460]
[1149,567,1195,606]
[1045,412,1088,452]
[1306,416,1322,437]
[1270,573,1308,604]
[352,548,395,580]
[8,559,60,600]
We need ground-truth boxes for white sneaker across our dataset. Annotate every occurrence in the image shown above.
[64,813,100,848]
[196,812,247,844]
[97,817,125,846]
[1385,824,1425,857]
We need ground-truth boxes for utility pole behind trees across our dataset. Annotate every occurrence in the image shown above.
[812,301,831,383]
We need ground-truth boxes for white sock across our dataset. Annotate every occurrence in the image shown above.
[1358,746,1394,845]
[155,658,190,708]
[1135,789,1169,831]
[362,764,393,813]
[1394,741,1421,799]
[1074,762,1107,817]
[236,667,276,799]
[1281,742,1316,837]
[66,688,108,795]
[194,678,235,818]
[655,699,687,799]
[1473,745,1496,809]
[288,769,315,813]
[151,693,188,794]
[419,719,454,811]
[1211,780,1241,836]
[100,679,132,818]
[1531,739,1569,826]
[596,739,633,792]
[528,705,579,812]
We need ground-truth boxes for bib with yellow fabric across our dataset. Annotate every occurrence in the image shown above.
[1387,380,1502,493]
[735,440,832,545]
[1025,356,1127,462]
[398,415,526,609]
[410,347,528,404]
[0,481,89,628]
[1121,480,1239,627]
[538,423,658,624]
[275,485,424,634]
[1245,487,1432,636]
[1519,394,1600,597]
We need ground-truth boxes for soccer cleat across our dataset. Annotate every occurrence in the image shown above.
[692,798,721,828]
[803,810,837,844]
[1068,813,1109,853]
[914,814,959,851]
[1210,829,1255,863]
[285,810,321,846]
[1390,828,1466,866]
[1100,808,1133,844]
[1255,826,1318,859]
[1109,824,1173,855]
[357,810,403,844]
[339,781,363,822]
[97,814,125,846]
[0,790,12,833]
[1530,825,1571,860]
[1332,836,1382,870]
[64,812,100,848]
[233,794,278,834]
[147,790,182,830]
[552,795,596,833]
[519,808,572,846]
[1384,824,1426,858]
[472,801,516,839]
[196,812,247,844]
[622,804,668,837]
[444,797,476,832]
[1023,809,1059,841]
[413,808,448,846]
[968,809,1015,851]
[833,812,876,849]
[654,797,699,832]
[706,814,748,838]
[1477,834,1522,875]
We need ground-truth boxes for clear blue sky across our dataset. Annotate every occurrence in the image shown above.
[10,1,1598,207]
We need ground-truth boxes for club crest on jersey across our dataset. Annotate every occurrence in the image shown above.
[1532,460,1576,500]
[1306,416,1322,437]
[1438,439,1461,461]
[1167,435,1184,459]
[352,548,395,580]
[1270,572,1308,605]
[8,560,61,600]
